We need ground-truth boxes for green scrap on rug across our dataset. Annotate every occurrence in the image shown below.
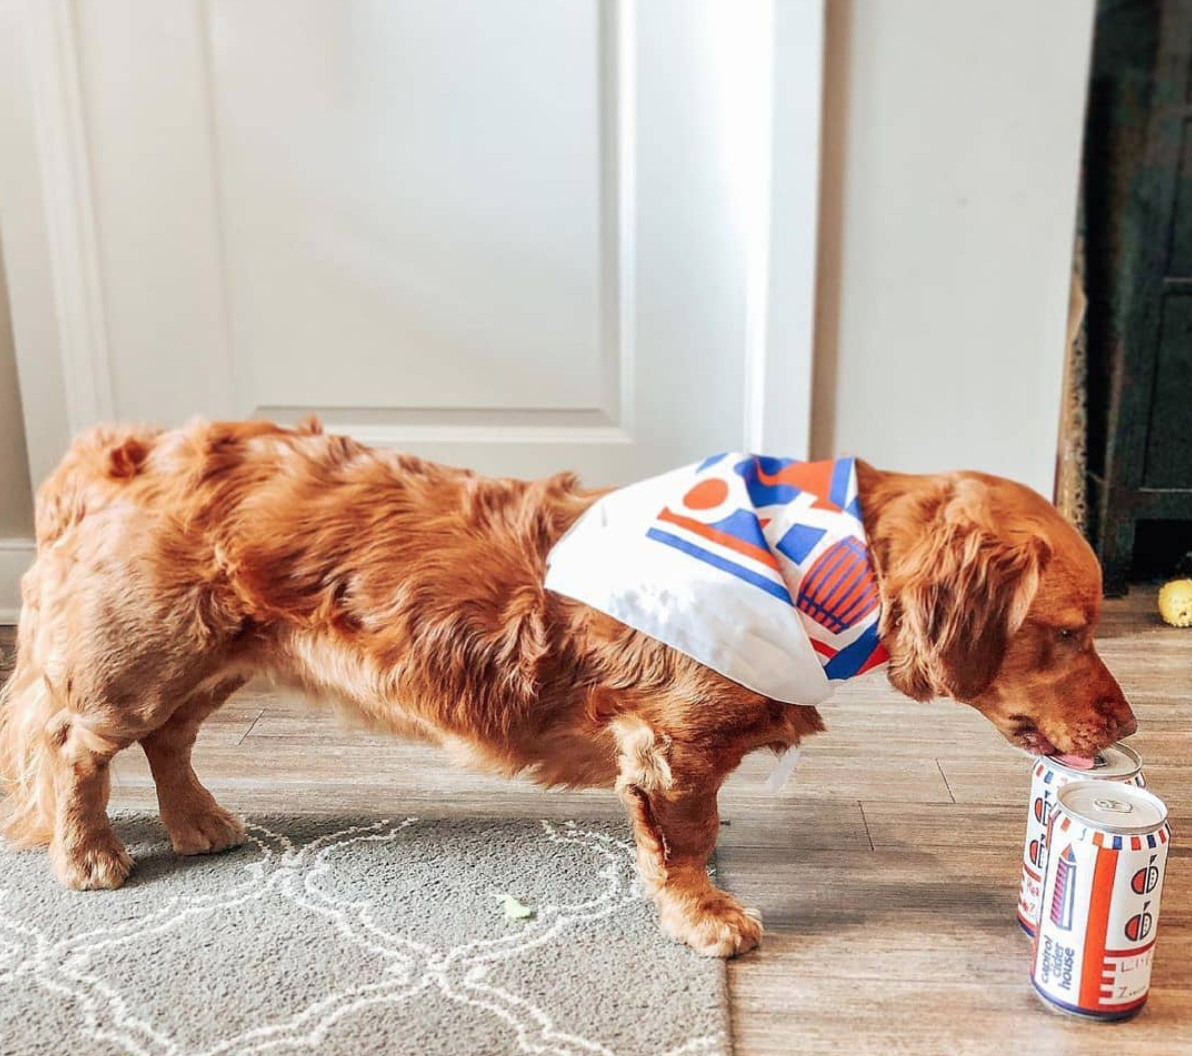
[492,892,535,921]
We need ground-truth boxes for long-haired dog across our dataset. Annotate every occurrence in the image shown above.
[0,419,1136,956]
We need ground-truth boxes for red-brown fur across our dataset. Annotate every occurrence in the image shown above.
[0,420,1136,956]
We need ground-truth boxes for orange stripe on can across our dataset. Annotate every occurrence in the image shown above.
[1079,848,1119,1009]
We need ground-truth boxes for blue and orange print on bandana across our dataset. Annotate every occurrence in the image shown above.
[644,455,888,681]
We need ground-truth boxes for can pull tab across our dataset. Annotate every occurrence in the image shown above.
[1092,752,1108,769]
[1093,797,1134,814]
[763,747,801,793]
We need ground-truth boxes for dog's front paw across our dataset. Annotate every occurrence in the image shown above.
[656,888,764,957]
[164,805,247,856]
[51,832,133,890]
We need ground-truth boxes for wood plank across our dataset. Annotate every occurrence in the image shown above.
[730,972,1192,1056]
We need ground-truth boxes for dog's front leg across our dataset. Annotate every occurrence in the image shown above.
[612,719,761,957]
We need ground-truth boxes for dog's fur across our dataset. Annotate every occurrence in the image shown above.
[0,419,1136,956]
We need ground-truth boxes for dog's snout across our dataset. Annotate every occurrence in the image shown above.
[1096,695,1138,739]
[1087,650,1136,741]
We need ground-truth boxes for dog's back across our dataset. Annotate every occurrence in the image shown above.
[0,418,609,851]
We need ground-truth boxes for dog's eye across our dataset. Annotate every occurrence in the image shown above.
[1056,627,1080,642]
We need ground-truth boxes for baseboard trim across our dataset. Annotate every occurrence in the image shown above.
[0,538,35,625]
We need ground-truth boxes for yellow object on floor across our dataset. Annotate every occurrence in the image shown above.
[1157,579,1192,627]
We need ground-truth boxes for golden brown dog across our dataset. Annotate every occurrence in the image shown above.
[0,419,1136,956]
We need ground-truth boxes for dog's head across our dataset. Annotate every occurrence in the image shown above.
[871,470,1136,766]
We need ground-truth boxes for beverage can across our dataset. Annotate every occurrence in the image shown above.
[1030,782,1170,1020]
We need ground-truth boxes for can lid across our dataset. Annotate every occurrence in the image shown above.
[1044,741,1142,780]
[1057,782,1168,834]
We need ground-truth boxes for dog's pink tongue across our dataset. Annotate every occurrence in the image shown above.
[1054,753,1095,770]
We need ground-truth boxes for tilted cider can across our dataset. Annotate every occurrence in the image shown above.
[1031,782,1170,1020]
[1018,743,1144,936]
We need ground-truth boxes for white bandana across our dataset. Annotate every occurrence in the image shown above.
[545,454,888,705]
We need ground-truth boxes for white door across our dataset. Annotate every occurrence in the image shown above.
[0,0,823,489]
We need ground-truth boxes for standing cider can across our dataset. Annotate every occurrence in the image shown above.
[1031,782,1170,1020]
[1018,743,1144,935]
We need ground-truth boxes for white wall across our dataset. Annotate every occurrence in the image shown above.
[0,245,33,537]
[0,0,1093,532]
[0,240,35,622]
[812,0,1094,498]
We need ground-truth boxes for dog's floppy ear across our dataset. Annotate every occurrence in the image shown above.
[881,478,1050,702]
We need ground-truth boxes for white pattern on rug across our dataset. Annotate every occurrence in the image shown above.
[0,818,729,1056]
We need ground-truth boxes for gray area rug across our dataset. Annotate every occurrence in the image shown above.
[0,814,729,1056]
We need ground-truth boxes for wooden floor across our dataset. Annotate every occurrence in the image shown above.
[2,589,1190,1055]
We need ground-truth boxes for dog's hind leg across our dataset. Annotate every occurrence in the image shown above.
[139,676,248,856]
[3,588,245,886]
[612,717,763,957]
[1,570,138,888]
[45,710,137,890]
